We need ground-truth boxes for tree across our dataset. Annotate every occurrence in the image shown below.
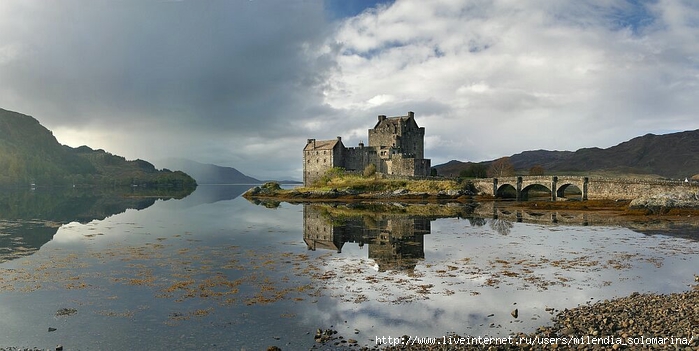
[459,163,488,178]
[529,165,545,176]
[487,157,515,177]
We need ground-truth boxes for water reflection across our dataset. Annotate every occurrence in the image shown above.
[304,204,432,273]
[2,193,698,350]
[0,187,193,263]
[489,218,513,235]
[475,202,699,240]
[295,202,699,342]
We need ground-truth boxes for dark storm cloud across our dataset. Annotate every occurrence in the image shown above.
[0,0,334,136]
[7,0,699,180]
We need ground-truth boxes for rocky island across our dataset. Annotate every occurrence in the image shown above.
[243,176,473,203]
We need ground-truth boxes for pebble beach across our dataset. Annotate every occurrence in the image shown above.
[313,286,699,350]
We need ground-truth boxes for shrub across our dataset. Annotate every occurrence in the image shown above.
[261,182,281,190]
[363,164,377,177]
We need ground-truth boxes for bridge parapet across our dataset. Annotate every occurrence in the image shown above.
[587,177,689,186]
[470,175,698,201]
[471,176,588,201]
[585,177,698,200]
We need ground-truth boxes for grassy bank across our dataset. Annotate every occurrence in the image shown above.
[242,171,474,202]
[301,175,465,193]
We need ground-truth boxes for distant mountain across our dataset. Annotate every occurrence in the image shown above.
[434,129,699,179]
[431,160,477,178]
[267,179,303,184]
[0,108,196,188]
[158,158,261,184]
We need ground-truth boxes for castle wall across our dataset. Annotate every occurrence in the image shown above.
[303,138,344,186]
[304,112,431,184]
[368,112,425,159]
[386,155,432,177]
[401,127,425,159]
[343,146,378,173]
[369,128,397,150]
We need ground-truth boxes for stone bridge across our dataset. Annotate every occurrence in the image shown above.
[471,176,699,201]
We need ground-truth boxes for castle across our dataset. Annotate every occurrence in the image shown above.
[303,111,431,186]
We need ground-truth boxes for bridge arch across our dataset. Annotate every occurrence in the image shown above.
[495,184,517,199]
[472,176,699,201]
[486,176,589,201]
[521,184,552,201]
[556,183,583,201]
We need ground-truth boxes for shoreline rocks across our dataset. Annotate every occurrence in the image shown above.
[243,182,474,202]
[630,190,699,212]
[314,287,699,350]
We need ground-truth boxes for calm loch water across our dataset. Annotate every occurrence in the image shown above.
[1,185,698,350]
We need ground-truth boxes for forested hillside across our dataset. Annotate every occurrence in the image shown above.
[0,108,196,188]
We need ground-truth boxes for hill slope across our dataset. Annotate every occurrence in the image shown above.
[158,158,261,184]
[0,108,196,188]
[435,129,699,179]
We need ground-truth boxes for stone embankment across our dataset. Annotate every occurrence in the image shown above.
[629,189,699,213]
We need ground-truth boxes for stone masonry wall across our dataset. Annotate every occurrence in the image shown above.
[386,155,431,177]
[344,146,376,173]
[585,177,699,200]
[470,176,699,201]
[303,143,342,186]
[398,127,425,159]
[304,112,430,185]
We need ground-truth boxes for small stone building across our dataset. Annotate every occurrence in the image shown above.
[303,111,431,186]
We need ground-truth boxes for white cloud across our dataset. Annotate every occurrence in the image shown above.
[366,94,396,106]
[2,0,699,178]
[323,0,699,165]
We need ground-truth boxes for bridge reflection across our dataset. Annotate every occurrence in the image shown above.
[300,202,699,274]
[490,208,589,226]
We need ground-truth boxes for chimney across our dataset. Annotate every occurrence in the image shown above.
[408,111,414,118]
[337,136,342,142]
[307,138,315,147]
[378,115,386,122]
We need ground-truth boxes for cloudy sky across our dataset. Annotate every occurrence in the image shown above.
[1,0,698,180]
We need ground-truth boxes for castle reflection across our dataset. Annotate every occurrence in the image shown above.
[303,204,433,273]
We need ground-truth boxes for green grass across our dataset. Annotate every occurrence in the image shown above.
[300,171,466,193]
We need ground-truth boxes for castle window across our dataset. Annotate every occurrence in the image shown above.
[323,158,326,163]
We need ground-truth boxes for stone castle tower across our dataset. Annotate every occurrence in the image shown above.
[303,111,431,186]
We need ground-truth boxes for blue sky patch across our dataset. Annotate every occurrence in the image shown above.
[324,0,394,19]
